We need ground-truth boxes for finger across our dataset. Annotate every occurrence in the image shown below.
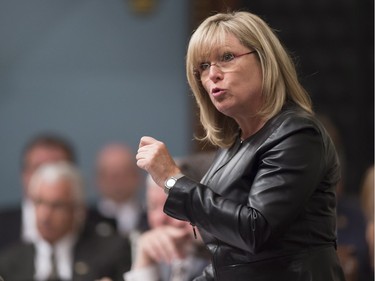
[155,231,180,263]
[136,158,146,170]
[139,136,158,148]
[158,227,192,260]
[144,237,165,262]
[135,150,147,161]
[150,227,184,263]
[145,232,177,264]
[166,227,192,258]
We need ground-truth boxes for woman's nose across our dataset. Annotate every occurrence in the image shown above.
[208,64,223,81]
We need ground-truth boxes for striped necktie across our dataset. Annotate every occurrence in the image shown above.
[48,247,59,281]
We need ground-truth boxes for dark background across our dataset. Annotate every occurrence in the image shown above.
[242,0,374,195]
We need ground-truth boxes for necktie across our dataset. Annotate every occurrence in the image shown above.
[48,248,59,281]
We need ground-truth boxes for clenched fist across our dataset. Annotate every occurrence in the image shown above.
[136,136,181,187]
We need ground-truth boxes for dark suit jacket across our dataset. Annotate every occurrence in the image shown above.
[0,223,132,281]
[0,207,22,252]
[0,202,149,255]
[86,205,149,238]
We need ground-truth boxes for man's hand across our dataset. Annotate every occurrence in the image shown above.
[132,226,192,269]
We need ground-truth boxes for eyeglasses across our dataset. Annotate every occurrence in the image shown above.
[33,197,76,212]
[194,50,257,81]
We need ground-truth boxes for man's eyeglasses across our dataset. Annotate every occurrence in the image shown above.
[33,197,76,212]
[194,50,257,81]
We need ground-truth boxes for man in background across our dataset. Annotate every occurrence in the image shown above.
[0,162,131,281]
[0,133,76,251]
[124,152,215,281]
[88,143,148,239]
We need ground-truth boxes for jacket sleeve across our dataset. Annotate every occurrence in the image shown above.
[164,125,329,254]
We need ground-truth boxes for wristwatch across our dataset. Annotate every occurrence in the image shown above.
[164,173,184,194]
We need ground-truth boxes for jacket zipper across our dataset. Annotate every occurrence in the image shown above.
[190,223,197,239]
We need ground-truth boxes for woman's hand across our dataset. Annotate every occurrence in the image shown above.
[136,136,181,187]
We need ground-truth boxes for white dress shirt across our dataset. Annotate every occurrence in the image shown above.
[34,234,77,281]
[123,258,194,281]
[22,199,39,243]
[123,265,159,281]
[98,198,141,235]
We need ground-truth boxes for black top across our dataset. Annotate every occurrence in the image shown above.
[164,105,345,281]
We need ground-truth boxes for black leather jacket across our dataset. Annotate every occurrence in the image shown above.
[164,105,345,281]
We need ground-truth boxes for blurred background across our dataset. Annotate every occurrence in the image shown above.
[0,0,373,206]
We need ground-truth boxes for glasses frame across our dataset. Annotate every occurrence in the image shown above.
[194,50,257,81]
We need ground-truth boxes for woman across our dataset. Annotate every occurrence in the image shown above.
[136,11,345,281]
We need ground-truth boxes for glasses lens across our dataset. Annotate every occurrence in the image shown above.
[197,51,252,81]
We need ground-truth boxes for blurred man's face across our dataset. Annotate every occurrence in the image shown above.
[32,179,78,244]
[147,181,190,231]
[22,146,69,196]
[96,146,140,203]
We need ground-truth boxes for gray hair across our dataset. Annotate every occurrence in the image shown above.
[29,161,85,205]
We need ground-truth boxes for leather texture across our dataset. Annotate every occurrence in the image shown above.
[0,207,21,253]
[164,105,345,281]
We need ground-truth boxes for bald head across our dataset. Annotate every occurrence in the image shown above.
[96,144,140,203]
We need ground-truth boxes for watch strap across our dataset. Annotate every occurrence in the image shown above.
[164,173,184,194]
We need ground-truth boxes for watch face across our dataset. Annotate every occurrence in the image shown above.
[166,178,176,188]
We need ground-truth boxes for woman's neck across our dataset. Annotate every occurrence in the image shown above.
[237,116,267,141]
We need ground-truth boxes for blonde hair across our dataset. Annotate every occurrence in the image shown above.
[186,11,313,148]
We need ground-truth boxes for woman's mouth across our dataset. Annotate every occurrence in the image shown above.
[211,87,226,98]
